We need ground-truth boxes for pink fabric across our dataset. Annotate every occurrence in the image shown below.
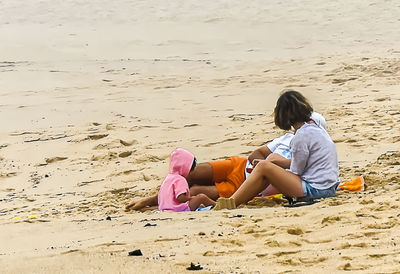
[158,148,194,212]
[168,148,194,177]
[158,175,190,212]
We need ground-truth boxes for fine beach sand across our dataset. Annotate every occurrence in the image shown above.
[1,0,400,272]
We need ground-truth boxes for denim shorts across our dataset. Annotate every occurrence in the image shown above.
[302,180,337,199]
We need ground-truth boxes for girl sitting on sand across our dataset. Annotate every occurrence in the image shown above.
[214,90,339,210]
[158,148,216,211]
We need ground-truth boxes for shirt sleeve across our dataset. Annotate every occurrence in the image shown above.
[173,177,190,199]
[266,135,283,153]
[289,133,310,176]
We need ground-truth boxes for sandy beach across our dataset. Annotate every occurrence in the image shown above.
[1,0,400,272]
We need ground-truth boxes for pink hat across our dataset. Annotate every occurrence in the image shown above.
[169,148,195,178]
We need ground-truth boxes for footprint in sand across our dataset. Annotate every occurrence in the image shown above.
[363,231,381,237]
[298,256,327,265]
[331,77,358,84]
[92,144,108,150]
[88,134,108,140]
[120,139,137,146]
[202,251,223,257]
[106,124,115,130]
[303,238,332,244]
[274,250,300,257]
[363,220,397,229]
[327,199,344,206]
[203,249,242,257]
[220,239,244,247]
[0,172,18,178]
[61,249,84,255]
[287,227,304,235]
[0,144,8,150]
[243,226,267,235]
[264,240,281,247]
[77,178,105,187]
[276,258,301,266]
[374,97,390,102]
[108,169,137,177]
[119,151,132,158]
[200,137,240,147]
[135,154,168,164]
[338,242,351,249]
[45,157,68,164]
[321,215,341,225]
[339,262,367,271]
[359,199,374,205]
[91,152,118,161]
[94,242,127,248]
[154,237,182,242]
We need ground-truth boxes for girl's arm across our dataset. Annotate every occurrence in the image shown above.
[125,195,158,211]
[248,146,272,164]
[177,192,190,203]
[266,153,291,169]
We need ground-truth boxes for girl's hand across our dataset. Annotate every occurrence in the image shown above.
[252,159,263,167]
[266,153,291,169]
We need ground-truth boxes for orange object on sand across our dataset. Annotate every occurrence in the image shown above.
[337,176,366,191]
[266,194,283,199]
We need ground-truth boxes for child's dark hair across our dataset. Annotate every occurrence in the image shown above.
[190,157,197,172]
[274,90,313,130]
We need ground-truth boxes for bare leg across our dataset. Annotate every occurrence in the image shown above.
[188,194,216,211]
[190,185,219,200]
[125,195,158,211]
[186,163,213,187]
[259,184,280,197]
[231,160,303,206]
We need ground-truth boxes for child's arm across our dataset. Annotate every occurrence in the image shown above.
[248,146,272,164]
[125,194,158,211]
[176,192,190,203]
[266,153,291,169]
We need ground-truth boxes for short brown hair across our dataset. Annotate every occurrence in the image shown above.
[274,90,313,130]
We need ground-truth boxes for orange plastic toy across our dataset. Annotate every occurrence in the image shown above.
[337,176,366,192]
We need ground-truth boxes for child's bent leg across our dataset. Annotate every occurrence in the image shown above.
[188,194,216,211]
[189,185,219,200]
